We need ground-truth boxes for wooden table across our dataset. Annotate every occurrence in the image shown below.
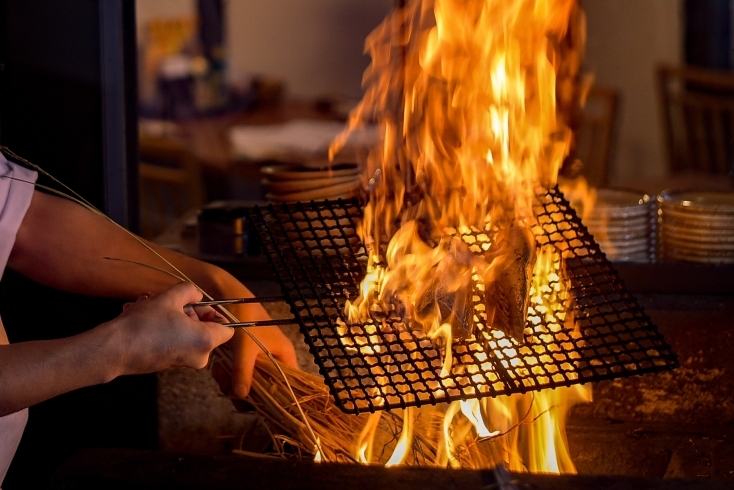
[179,100,342,172]
[178,101,344,201]
[140,100,346,202]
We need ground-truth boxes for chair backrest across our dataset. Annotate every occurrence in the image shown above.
[570,85,620,187]
[656,64,734,177]
[138,132,204,239]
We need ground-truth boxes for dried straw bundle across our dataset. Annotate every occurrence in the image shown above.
[212,346,366,462]
[211,346,434,466]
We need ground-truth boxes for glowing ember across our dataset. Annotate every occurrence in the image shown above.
[327,0,592,474]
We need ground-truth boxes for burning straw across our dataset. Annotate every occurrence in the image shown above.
[214,345,590,471]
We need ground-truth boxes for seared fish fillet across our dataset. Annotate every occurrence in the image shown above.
[485,225,537,343]
[414,237,475,340]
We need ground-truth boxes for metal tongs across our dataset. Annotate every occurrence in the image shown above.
[189,296,297,328]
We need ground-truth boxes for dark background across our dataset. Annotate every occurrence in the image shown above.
[0,1,149,488]
[684,0,732,70]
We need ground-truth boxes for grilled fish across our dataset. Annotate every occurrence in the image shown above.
[485,225,537,343]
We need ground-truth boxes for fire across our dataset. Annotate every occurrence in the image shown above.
[355,413,383,464]
[385,407,416,467]
[344,382,592,471]
[332,0,578,340]
[558,175,598,222]
[314,438,323,463]
[481,384,592,473]
[329,0,591,474]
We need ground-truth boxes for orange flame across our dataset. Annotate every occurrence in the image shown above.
[332,0,590,474]
[314,437,323,463]
[354,380,592,471]
[482,384,592,473]
[559,175,598,222]
[385,407,417,467]
[356,413,383,464]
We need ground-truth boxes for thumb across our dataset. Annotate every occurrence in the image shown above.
[159,282,203,309]
[202,321,235,348]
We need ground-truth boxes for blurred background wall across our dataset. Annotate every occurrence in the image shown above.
[137,0,394,101]
[585,0,683,184]
[225,0,394,99]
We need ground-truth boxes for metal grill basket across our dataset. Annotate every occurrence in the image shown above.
[247,188,678,415]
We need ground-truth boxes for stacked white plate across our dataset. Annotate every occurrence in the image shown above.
[583,188,653,263]
[261,162,361,203]
[658,190,734,264]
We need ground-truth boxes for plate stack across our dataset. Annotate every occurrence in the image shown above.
[583,188,653,263]
[658,190,734,264]
[261,162,361,203]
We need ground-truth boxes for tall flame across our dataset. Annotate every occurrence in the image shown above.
[330,0,590,474]
[332,0,575,239]
[332,0,577,340]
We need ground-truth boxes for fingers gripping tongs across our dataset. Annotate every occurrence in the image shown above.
[190,296,297,328]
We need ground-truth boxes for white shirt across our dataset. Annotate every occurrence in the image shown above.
[0,151,38,486]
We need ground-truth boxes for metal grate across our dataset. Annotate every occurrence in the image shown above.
[247,188,678,415]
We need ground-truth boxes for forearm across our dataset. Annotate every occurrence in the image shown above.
[4,190,287,403]
[8,190,203,296]
[7,190,267,321]
[0,282,236,416]
[0,323,120,416]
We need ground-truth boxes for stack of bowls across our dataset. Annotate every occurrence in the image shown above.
[583,188,653,263]
[658,190,734,264]
[261,162,361,203]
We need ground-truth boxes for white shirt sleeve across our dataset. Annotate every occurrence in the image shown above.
[0,152,38,281]
[0,404,28,486]
[0,151,37,487]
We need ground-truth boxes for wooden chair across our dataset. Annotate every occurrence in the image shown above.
[656,64,734,178]
[138,132,205,239]
[567,85,620,187]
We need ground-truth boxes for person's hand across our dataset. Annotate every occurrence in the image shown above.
[199,274,300,400]
[229,324,299,398]
[109,282,234,375]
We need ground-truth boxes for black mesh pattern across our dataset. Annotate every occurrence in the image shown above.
[247,188,678,415]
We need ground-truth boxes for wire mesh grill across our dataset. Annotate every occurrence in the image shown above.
[247,188,678,415]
